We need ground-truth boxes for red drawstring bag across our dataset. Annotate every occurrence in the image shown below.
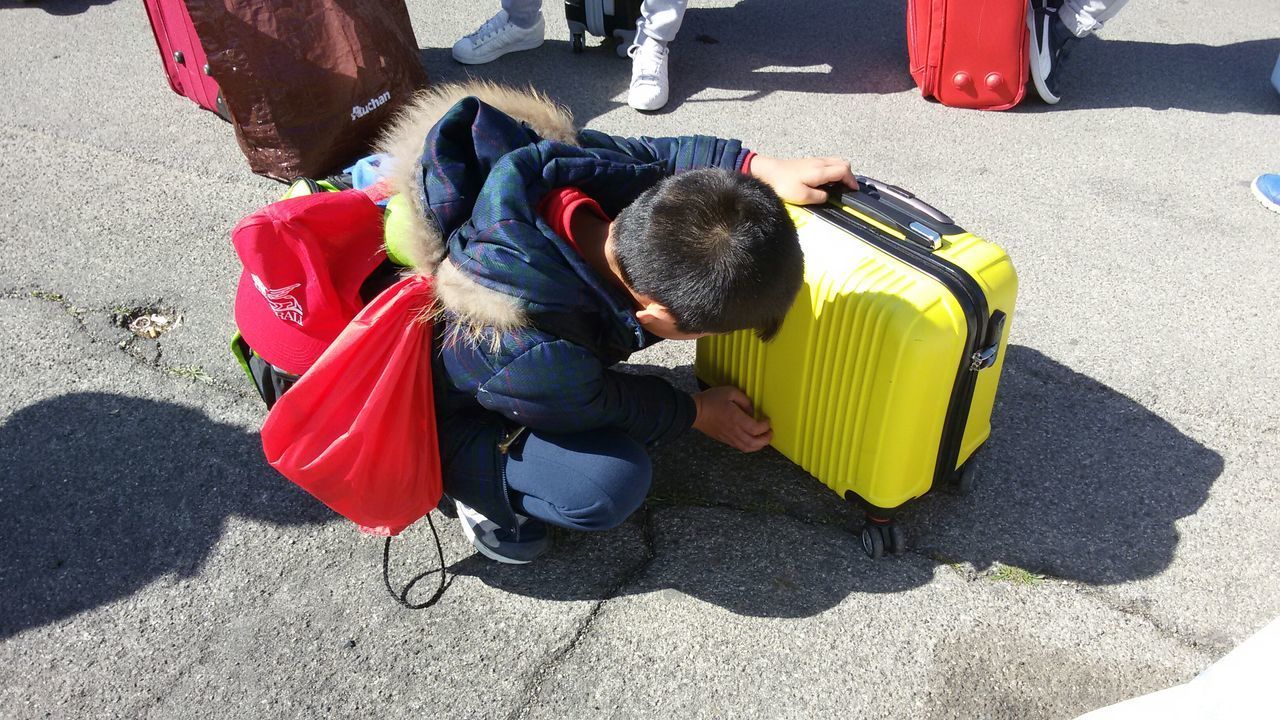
[260,274,440,537]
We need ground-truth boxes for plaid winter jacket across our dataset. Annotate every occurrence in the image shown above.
[380,82,752,529]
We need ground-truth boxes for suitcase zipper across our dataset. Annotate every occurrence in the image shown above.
[808,203,996,495]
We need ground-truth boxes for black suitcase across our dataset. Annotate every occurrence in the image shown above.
[564,0,643,56]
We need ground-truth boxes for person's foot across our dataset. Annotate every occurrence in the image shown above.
[1027,1,1078,104]
[1252,174,1280,214]
[451,11,545,65]
[455,498,549,564]
[627,38,670,111]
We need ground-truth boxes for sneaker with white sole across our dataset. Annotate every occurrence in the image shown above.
[1027,0,1078,104]
[627,38,670,111]
[1252,174,1280,214]
[455,498,549,564]
[452,11,545,65]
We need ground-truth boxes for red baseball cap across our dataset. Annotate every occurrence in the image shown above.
[232,190,387,376]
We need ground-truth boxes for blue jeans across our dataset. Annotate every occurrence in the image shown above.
[506,429,653,530]
[440,416,653,533]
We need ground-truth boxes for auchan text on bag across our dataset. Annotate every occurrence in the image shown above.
[352,91,392,121]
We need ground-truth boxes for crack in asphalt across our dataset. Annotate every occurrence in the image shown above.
[503,506,658,720]
[3,288,1229,698]
[1071,584,1227,658]
[498,495,1222,711]
[3,287,252,400]
[4,287,91,331]
[500,501,945,718]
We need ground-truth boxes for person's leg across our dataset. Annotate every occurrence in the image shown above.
[628,0,689,110]
[1058,0,1131,38]
[636,0,688,45]
[502,0,543,29]
[443,419,652,563]
[442,415,550,563]
[504,429,653,531]
[452,0,545,65]
[1029,0,1129,104]
[1028,0,1073,104]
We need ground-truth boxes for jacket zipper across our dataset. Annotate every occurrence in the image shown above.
[497,425,527,539]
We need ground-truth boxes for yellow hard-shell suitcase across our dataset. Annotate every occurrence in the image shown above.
[695,178,1017,557]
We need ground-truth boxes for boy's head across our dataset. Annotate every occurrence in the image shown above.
[611,169,803,342]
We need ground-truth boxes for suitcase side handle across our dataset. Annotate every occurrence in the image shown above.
[824,178,965,249]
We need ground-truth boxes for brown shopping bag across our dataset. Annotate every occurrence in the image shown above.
[187,0,428,181]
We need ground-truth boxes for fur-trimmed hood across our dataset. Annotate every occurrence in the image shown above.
[375,81,579,334]
[375,81,751,339]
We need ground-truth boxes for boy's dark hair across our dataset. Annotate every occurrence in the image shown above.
[612,169,803,341]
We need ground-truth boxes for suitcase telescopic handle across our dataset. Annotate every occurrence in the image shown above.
[856,177,956,225]
[823,177,965,250]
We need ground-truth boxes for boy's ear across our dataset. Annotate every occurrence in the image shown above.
[634,302,677,330]
[635,303,710,341]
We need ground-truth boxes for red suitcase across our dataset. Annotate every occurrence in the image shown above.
[907,0,1030,110]
[142,0,229,120]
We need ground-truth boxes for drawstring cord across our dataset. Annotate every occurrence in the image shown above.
[382,513,448,609]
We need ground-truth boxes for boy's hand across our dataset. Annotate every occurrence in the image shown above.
[749,155,857,205]
[692,386,773,453]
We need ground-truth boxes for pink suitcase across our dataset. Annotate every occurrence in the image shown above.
[142,0,230,120]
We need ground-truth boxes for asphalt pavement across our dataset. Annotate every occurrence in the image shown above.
[2,0,1278,717]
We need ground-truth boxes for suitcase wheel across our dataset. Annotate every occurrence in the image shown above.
[214,92,232,123]
[861,516,906,559]
[946,458,977,496]
[571,33,585,53]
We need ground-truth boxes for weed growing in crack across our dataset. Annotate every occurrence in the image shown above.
[930,551,971,577]
[167,365,212,384]
[27,289,86,318]
[987,563,1046,586]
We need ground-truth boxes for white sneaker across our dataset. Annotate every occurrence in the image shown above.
[451,11,545,65]
[627,38,670,111]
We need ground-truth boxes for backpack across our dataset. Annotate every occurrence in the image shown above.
[229,173,447,608]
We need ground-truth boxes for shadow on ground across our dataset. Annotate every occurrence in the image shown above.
[0,0,118,15]
[419,0,911,124]
[421,2,1278,121]
[0,351,1222,627]
[1020,37,1280,115]
[452,345,1222,617]
[0,393,333,639]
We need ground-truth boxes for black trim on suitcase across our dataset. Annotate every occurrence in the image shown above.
[811,183,996,504]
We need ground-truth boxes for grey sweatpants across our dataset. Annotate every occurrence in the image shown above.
[1060,0,1130,38]
[501,0,688,44]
